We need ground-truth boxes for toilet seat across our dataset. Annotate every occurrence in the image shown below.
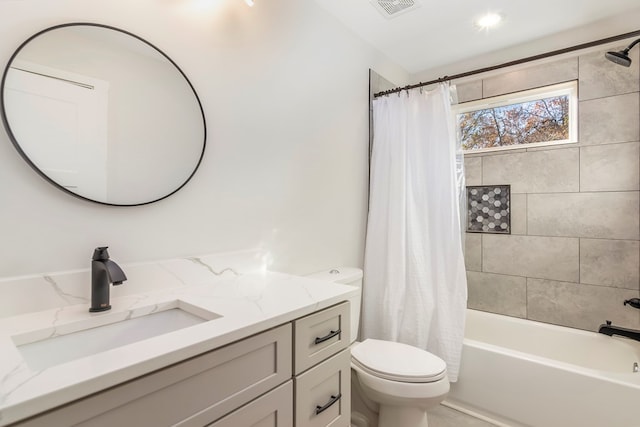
[351,339,447,383]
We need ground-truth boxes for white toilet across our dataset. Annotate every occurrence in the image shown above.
[306,268,449,427]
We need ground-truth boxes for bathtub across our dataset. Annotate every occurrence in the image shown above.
[444,309,640,427]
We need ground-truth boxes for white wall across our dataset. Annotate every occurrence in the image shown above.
[0,0,408,277]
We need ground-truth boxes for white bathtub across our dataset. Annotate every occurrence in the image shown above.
[445,309,640,427]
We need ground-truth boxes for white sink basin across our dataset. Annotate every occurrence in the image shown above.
[14,301,220,371]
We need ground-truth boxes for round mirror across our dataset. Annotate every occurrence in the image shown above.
[0,23,206,206]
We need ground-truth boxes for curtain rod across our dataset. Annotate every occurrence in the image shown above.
[374,29,640,98]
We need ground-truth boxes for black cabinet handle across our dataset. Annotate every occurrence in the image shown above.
[314,329,341,345]
[315,393,342,415]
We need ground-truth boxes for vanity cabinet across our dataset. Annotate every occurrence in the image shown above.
[293,301,350,374]
[295,350,350,427]
[293,301,351,427]
[12,324,292,427]
[10,302,351,427]
[206,381,293,427]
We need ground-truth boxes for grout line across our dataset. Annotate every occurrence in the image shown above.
[578,237,581,285]
[578,90,640,103]
[578,141,582,193]
[525,276,529,320]
[524,193,528,236]
[480,233,483,273]
[516,189,638,195]
[484,232,637,242]
[474,269,638,291]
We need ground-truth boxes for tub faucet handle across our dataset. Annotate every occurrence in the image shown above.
[624,298,640,310]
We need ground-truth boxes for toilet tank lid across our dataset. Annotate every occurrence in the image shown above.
[305,267,363,284]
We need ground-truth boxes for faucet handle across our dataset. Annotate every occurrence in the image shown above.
[624,298,640,309]
[93,246,110,261]
[606,320,612,326]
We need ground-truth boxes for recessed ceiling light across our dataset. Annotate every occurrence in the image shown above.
[476,12,502,30]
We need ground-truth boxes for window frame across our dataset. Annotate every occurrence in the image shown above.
[453,81,578,154]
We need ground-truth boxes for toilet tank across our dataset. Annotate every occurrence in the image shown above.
[305,268,363,343]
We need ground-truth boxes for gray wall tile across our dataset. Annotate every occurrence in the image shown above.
[580,142,640,192]
[482,58,578,98]
[527,192,640,239]
[526,142,579,152]
[579,93,640,145]
[464,233,482,271]
[580,239,640,290]
[455,80,483,103]
[579,45,640,101]
[459,50,640,332]
[483,235,579,282]
[464,156,482,186]
[510,193,527,235]
[482,148,579,193]
[527,278,640,330]
[467,271,527,318]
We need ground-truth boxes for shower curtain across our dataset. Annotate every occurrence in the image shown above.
[362,83,467,381]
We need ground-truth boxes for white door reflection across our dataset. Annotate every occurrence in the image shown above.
[5,61,109,201]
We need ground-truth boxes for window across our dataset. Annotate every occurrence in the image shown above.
[454,81,578,153]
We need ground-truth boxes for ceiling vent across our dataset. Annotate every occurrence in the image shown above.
[370,0,421,19]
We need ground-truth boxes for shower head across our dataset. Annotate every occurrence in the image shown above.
[605,38,640,67]
[605,50,632,67]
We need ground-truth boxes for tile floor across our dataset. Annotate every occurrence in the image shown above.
[429,404,499,427]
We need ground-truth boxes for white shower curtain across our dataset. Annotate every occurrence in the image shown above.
[363,84,467,381]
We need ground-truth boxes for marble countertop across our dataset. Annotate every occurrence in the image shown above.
[0,253,359,426]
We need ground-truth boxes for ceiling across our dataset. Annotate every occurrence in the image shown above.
[312,0,640,75]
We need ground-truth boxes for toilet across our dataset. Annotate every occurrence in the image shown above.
[306,268,449,427]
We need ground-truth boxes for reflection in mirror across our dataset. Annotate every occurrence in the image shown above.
[1,24,206,206]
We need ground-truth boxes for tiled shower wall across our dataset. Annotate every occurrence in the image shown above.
[461,42,640,331]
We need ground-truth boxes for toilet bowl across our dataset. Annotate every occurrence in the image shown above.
[351,339,449,427]
[306,268,449,427]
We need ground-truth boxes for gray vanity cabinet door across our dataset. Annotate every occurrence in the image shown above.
[206,381,293,427]
[294,302,350,374]
[13,324,292,427]
[295,349,351,427]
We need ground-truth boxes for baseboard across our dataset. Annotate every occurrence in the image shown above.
[441,400,517,427]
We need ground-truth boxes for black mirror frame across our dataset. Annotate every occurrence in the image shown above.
[0,22,207,207]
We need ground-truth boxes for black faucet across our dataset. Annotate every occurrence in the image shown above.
[89,247,127,312]
[598,320,640,343]
[624,298,640,309]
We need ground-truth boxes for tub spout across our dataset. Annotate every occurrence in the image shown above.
[598,320,640,343]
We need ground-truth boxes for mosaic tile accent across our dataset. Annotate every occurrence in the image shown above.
[467,185,510,233]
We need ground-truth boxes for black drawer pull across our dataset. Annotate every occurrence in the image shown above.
[315,393,342,415]
[314,329,341,345]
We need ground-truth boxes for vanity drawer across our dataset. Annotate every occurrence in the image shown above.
[206,380,293,427]
[13,324,292,427]
[295,348,351,427]
[294,302,350,374]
